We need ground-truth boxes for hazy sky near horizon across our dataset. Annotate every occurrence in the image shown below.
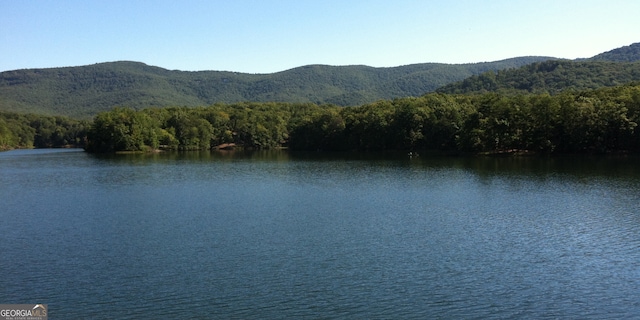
[2,0,639,73]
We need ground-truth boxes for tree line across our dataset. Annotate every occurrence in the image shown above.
[0,112,88,151]
[84,84,640,154]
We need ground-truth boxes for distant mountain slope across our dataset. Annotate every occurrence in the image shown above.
[436,42,640,95]
[0,57,551,118]
[436,60,640,95]
[588,42,640,62]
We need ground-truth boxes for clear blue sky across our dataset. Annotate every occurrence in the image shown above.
[1,0,639,73]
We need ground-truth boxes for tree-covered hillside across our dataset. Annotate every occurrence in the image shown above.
[0,57,551,118]
[589,42,640,62]
[436,60,640,95]
[436,43,640,95]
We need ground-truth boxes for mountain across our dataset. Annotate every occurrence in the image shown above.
[0,57,551,118]
[588,42,640,62]
[3,42,639,119]
[437,43,640,95]
[436,60,640,95]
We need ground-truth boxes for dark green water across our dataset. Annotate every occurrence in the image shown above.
[1,149,639,319]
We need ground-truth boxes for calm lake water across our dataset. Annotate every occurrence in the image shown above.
[1,149,639,319]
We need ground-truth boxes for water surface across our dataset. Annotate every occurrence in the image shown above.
[1,149,639,319]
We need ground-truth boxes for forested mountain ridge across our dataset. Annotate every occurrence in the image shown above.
[0,57,551,118]
[588,42,640,62]
[2,43,638,119]
[437,43,640,95]
[436,60,640,95]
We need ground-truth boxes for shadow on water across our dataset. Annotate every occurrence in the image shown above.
[86,149,640,183]
[289,151,640,182]
[456,154,640,182]
[87,149,292,164]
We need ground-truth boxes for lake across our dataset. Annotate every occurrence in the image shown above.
[1,149,639,319]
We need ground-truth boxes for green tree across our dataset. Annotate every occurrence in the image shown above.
[289,108,345,151]
[86,107,157,152]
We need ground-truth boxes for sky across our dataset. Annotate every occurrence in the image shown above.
[1,0,639,74]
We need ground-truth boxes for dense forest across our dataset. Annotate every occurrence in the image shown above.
[589,42,640,62]
[0,57,551,118]
[0,112,88,151]
[437,60,640,95]
[84,84,640,154]
[434,43,640,95]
